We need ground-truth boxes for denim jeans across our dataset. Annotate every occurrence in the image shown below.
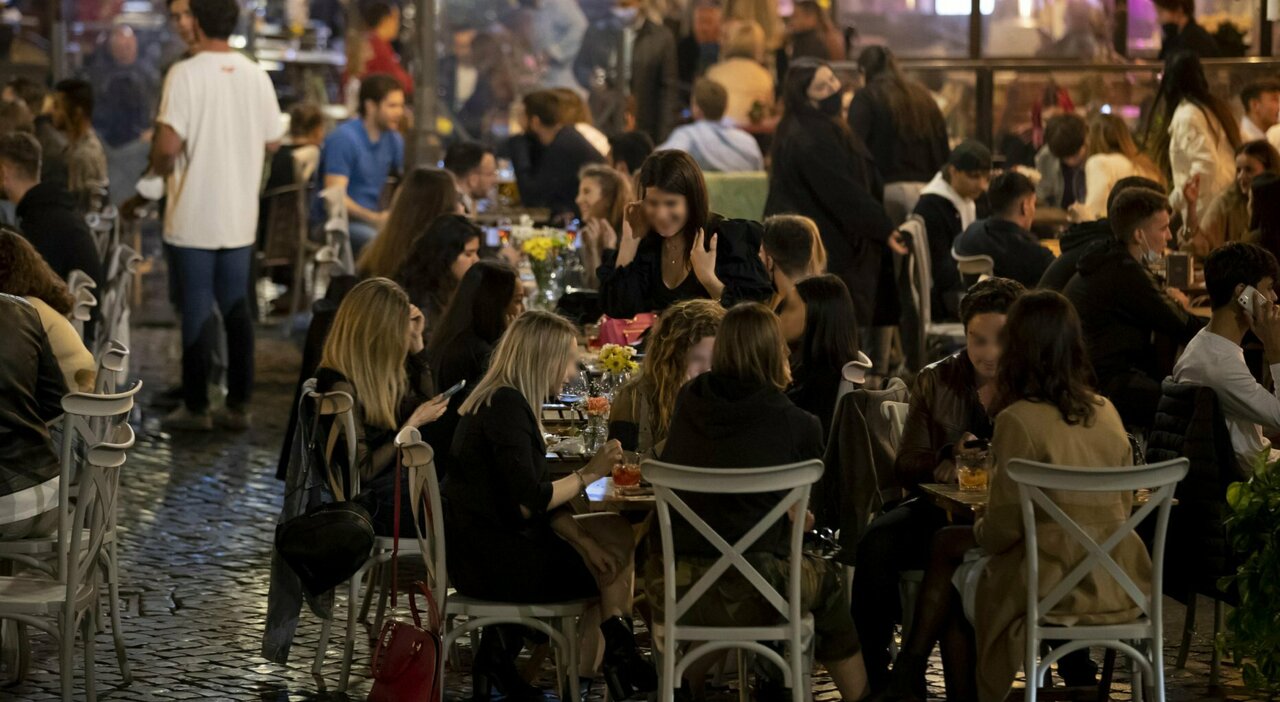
[348,219,378,259]
[169,244,254,413]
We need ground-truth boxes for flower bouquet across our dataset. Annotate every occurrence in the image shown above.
[517,229,570,309]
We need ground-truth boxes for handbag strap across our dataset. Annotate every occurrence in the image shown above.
[409,579,442,633]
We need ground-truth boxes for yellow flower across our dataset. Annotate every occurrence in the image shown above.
[598,344,639,374]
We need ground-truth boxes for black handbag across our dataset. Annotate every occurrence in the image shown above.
[275,396,375,597]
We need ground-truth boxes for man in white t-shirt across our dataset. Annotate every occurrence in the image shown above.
[1174,242,1280,474]
[151,0,282,431]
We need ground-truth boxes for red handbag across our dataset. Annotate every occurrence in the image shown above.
[368,455,443,702]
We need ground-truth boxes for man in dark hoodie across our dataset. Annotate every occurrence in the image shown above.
[954,171,1054,288]
[913,140,991,321]
[1063,187,1204,429]
[1039,175,1166,291]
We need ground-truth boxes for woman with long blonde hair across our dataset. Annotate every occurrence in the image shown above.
[315,278,449,534]
[609,298,725,455]
[1075,113,1164,221]
[445,311,656,701]
[356,167,461,279]
[576,164,633,288]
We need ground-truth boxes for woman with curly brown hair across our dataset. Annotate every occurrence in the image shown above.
[0,227,95,391]
[608,298,725,456]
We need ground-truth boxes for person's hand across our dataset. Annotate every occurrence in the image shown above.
[578,533,623,584]
[933,459,958,484]
[690,228,719,285]
[1250,295,1280,363]
[887,230,909,256]
[407,304,426,354]
[404,394,449,429]
[1182,174,1201,207]
[584,218,618,252]
[616,201,647,267]
[582,439,623,482]
[1067,202,1086,224]
[1165,287,1191,312]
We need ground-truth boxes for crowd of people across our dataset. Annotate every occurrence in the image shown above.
[3,0,1279,699]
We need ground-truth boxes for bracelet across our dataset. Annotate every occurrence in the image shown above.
[573,470,586,493]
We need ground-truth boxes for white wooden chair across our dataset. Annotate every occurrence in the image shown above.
[880,401,910,451]
[899,216,964,370]
[647,459,824,702]
[1005,458,1188,702]
[951,248,995,283]
[93,341,129,395]
[65,270,98,341]
[0,420,136,702]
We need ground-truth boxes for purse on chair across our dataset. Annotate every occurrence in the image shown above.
[368,453,443,702]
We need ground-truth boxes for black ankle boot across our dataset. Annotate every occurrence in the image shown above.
[471,627,543,702]
[869,652,927,702]
[600,616,657,700]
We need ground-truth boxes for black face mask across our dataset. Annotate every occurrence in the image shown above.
[1161,22,1179,38]
[817,92,843,118]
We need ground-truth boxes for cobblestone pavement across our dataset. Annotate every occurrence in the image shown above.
[0,318,1267,701]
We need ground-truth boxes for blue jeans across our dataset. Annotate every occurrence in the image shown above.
[348,219,378,259]
[170,245,254,412]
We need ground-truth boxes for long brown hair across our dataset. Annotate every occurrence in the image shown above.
[0,227,74,314]
[357,167,458,279]
[856,46,941,142]
[632,299,725,445]
[995,290,1101,425]
[712,302,791,391]
[1146,52,1242,177]
[579,164,632,234]
[636,150,711,258]
[1087,114,1162,186]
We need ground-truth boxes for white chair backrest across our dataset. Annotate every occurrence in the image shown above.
[305,386,359,499]
[880,401,910,450]
[951,248,995,278]
[67,421,134,609]
[396,426,445,606]
[66,268,98,297]
[837,351,874,399]
[1005,458,1188,628]
[94,340,129,394]
[645,459,824,628]
[900,214,934,331]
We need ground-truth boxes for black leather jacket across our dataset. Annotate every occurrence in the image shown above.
[0,294,68,496]
[894,351,993,489]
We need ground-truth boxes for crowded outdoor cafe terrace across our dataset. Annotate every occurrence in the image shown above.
[5,0,1280,699]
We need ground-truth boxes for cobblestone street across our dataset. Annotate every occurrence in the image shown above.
[0,316,1267,701]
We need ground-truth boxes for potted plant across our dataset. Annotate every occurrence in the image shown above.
[1221,455,1280,693]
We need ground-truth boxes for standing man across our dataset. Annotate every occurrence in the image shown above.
[321,73,405,255]
[1155,0,1219,60]
[152,0,283,430]
[576,0,679,144]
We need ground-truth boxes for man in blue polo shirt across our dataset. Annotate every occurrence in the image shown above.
[322,73,404,255]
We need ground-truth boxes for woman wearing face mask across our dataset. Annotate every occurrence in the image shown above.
[1062,187,1203,430]
[765,58,904,369]
[596,149,773,318]
[1182,140,1280,257]
[608,298,725,456]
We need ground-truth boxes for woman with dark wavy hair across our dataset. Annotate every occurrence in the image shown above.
[394,214,481,333]
[881,291,1142,702]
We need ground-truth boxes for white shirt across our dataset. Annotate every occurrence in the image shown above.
[1167,101,1235,230]
[1241,115,1267,142]
[658,119,764,172]
[158,51,283,249]
[1173,328,1280,473]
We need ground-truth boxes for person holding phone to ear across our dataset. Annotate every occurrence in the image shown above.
[1174,242,1280,473]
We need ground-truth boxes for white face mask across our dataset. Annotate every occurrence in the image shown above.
[612,6,639,22]
[1138,229,1163,266]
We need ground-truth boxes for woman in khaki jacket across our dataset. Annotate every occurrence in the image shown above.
[879,290,1148,702]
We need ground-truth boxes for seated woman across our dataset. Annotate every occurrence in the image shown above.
[0,229,95,392]
[609,298,724,456]
[314,278,450,536]
[597,149,772,318]
[577,164,633,289]
[761,214,827,311]
[423,259,523,477]
[0,293,68,540]
[653,302,870,701]
[884,290,1142,702]
[395,214,482,333]
[1183,139,1280,257]
[1073,114,1163,223]
[356,166,461,279]
[780,274,861,438]
[852,277,1023,694]
[444,311,656,701]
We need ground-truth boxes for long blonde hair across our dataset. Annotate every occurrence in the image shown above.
[1088,114,1163,186]
[458,310,579,434]
[319,278,411,429]
[634,299,725,445]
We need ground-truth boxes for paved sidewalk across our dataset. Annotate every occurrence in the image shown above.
[0,323,1266,701]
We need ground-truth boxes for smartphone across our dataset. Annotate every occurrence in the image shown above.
[441,379,467,399]
[1239,285,1261,317]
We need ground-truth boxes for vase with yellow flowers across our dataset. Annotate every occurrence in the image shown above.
[519,230,569,310]
[597,343,639,396]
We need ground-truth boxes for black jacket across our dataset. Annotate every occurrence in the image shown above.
[1037,218,1112,291]
[0,294,67,497]
[786,364,843,442]
[954,217,1055,289]
[16,182,104,288]
[766,115,896,325]
[894,352,993,489]
[1159,19,1219,60]
[660,372,825,557]
[848,83,950,185]
[503,127,605,217]
[912,192,965,321]
[597,216,771,318]
[575,18,679,143]
[1062,239,1203,382]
